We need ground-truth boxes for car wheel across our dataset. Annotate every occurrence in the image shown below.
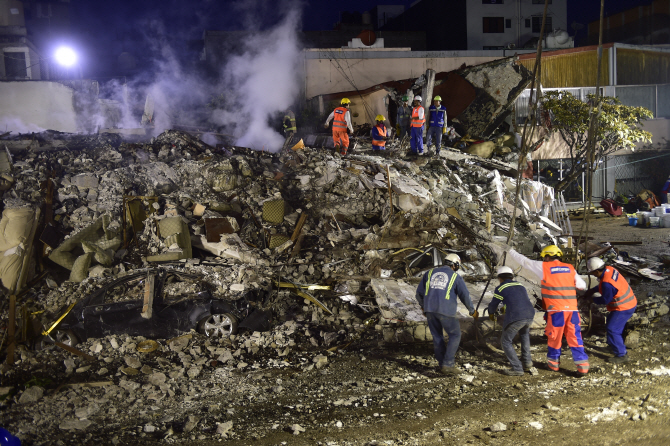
[34,330,79,350]
[197,313,238,338]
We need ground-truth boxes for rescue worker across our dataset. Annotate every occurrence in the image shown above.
[661,174,670,204]
[426,95,447,156]
[282,109,297,137]
[487,266,536,376]
[371,115,387,151]
[396,96,411,139]
[415,254,478,375]
[325,98,354,156]
[410,95,425,156]
[490,243,589,375]
[584,257,637,363]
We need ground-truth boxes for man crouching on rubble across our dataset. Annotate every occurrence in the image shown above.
[415,254,478,375]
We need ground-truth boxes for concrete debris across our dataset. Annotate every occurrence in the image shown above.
[490,422,506,432]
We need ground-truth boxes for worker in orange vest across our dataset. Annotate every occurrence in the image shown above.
[325,98,354,156]
[410,95,425,155]
[493,244,590,375]
[371,115,387,151]
[585,258,637,363]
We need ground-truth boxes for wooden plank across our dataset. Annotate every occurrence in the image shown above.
[6,295,15,365]
[599,241,642,245]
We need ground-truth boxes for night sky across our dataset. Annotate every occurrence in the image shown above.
[66,0,646,76]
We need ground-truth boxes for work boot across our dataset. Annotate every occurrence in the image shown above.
[340,148,348,156]
[522,362,533,371]
[547,359,560,372]
[501,368,524,376]
[439,366,458,376]
[607,355,630,364]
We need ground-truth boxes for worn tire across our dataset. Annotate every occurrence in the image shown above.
[197,313,238,338]
[35,330,79,350]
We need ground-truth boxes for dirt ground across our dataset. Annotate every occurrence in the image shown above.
[3,217,670,446]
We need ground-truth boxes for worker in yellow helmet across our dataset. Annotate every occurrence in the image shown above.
[489,243,589,375]
[325,98,354,156]
[371,114,387,151]
[426,95,447,156]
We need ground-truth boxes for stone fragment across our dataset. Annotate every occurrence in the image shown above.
[18,386,44,404]
[313,355,328,369]
[625,331,640,349]
[149,372,167,386]
[490,422,506,432]
[124,356,142,368]
[169,336,190,352]
[187,367,202,378]
[60,419,93,430]
[290,424,305,435]
[144,424,156,433]
[216,421,233,436]
[528,422,543,430]
[184,415,200,433]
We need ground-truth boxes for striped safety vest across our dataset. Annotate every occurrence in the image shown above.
[333,107,349,129]
[599,266,637,311]
[411,106,425,128]
[541,260,578,312]
[372,124,386,148]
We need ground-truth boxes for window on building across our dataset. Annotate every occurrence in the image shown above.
[483,17,505,33]
[532,15,552,33]
[506,19,512,28]
[525,19,531,28]
[4,52,27,79]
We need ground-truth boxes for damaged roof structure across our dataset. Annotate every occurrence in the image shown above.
[0,53,669,444]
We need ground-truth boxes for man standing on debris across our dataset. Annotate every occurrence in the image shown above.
[396,96,411,139]
[415,254,478,375]
[491,244,590,375]
[487,266,536,376]
[325,98,354,156]
[371,115,388,151]
[283,109,297,137]
[410,96,425,156]
[426,95,447,156]
[584,258,637,363]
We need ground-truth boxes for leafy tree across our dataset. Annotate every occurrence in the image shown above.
[541,91,653,192]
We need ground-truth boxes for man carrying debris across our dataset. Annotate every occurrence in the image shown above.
[487,266,535,376]
[371,115,388,151]
[426,95,447,156]
[396,96,411,139]
[410,96,425,156]
[584,258,637,364]
[325,98,354,156]
[491,244,589,375]
[415,254,478,375]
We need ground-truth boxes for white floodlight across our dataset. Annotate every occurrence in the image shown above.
[54,47,77,67]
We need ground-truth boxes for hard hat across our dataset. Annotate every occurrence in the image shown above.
[496,266,514,276]
[444,253,461,267]
[341,98,351,105]
[401,95,409,101]
[414,95,422,102]
[375,114,386,121]
[433,95,442,101]
[540,245,563,258]
[587,257,606,272]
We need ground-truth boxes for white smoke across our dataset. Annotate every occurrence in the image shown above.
[217,2,303,151]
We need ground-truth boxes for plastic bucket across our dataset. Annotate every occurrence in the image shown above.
[649,216,661,228]
[628,217,638,226]
[663,215,670,228]
[654,207,665,216]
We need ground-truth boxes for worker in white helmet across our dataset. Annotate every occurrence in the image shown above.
[409,95,425,156]
[415,253,478,375]
[487,266,536,376]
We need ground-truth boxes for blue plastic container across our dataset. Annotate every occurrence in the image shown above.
[628,217,638,226]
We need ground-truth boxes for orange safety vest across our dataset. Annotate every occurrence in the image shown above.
[541,260,578,312]
[411,106,425,128]
[599,266,637,311]
[372,124,386,147]
[333,107,349,129]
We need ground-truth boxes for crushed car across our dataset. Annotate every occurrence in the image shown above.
[37,269,272,348]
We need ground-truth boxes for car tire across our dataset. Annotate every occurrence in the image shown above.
[34,330,80,350]
[197,313,238,338]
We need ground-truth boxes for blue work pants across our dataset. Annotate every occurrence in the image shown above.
[501,318,533,372]
[426,127,443,153]
[410,126,424,154]
[606,307,636,356]
[426,312,461,367]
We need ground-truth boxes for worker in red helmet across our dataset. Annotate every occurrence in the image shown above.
[325,98,354,156]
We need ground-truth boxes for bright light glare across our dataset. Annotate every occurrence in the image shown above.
[54,47,77,67]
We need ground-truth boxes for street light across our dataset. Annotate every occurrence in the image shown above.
[54,46,77,67]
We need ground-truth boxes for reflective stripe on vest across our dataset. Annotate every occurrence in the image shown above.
[428,105,447,127]
[425,268,458,299]
[541,261,578,311]
[283,115,296,132]
[493,281,522,300]
[333,107,348,129]
[599,267,637,311]
[411,106,425,127]
[372,125,387,146]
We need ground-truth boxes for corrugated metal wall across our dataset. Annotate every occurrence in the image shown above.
[617,49,670,85]
[518,50,609,88]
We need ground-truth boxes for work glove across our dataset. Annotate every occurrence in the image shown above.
[489,314,497,321]
[396,125,401,135]
[442,126,447,134]
[470,310,479,319]
[500,305,506,315]
[324,123,329,129]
